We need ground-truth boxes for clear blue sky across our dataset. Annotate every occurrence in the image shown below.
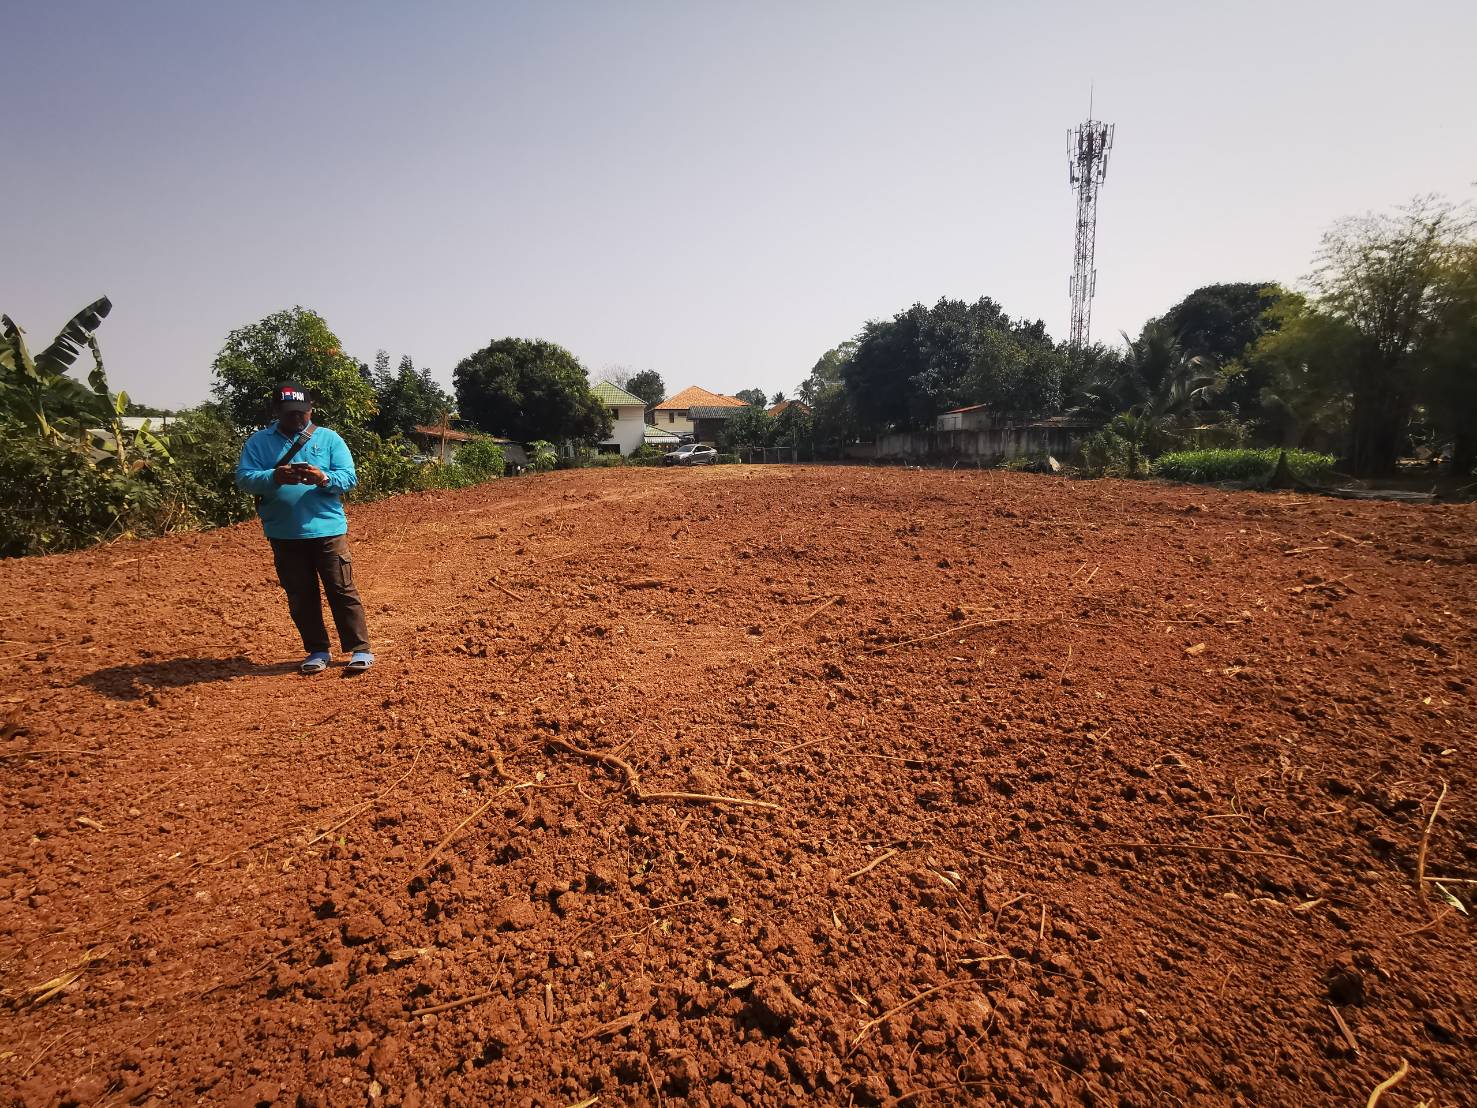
[7,1,1475,409]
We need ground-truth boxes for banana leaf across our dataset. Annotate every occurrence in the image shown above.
[34,296,112,378]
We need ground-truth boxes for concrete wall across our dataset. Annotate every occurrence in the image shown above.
[602,404,647,455]
[652,408,695,436]
[849,426,1086,462]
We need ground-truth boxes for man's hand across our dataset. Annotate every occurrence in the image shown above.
[273,465,302,485]
[294,464,329,487]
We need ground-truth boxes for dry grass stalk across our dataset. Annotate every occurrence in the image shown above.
[411,991,494,1017]
[199,938,310,998]
[1097,841,1301,861]
[1327,1004,1359,1054]
[640,790,780,810]
[306,745,424,846]
[416,780,540,872]
[565,1097,599,1108]
[1365,1058,1409,1107]
[849,980,967,1051]
[1414,779,1448,896]
[13,947,109,1008]
[585,1008,648,1040]
[779,595,840,632]
[551,737,778,812]
[0,747,110,760]
[1392,908,1453,938]
[843,849,899,883]
[863,617,1032,656]
[491,580,523,602]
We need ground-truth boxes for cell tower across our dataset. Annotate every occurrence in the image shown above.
[1067,100,1114,348]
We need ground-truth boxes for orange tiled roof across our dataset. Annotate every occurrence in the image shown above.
[653,386,747,411]
[767,400,810,418]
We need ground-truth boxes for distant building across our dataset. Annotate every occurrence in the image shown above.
[767,399,810,419]
[590,381,648,455]
[650,386,747,441]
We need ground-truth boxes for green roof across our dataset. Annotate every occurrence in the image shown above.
[591,381,646,406]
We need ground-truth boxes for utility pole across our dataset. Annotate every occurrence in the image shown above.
[1067,95,1115,348]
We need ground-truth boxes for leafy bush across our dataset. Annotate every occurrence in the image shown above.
[454,438,505,479]
[626,444,665,467]
[1079,425,1150,478]
[163,406,254,527]
[715,453,739,465]
[0,436,174,557]
[528,440,558,472]
[586,453,626,468]
[1153,448,1336,484]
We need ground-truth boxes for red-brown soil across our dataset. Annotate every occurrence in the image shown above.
[2,466,1474,1107]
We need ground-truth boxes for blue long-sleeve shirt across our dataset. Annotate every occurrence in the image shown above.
[235,423,357,540]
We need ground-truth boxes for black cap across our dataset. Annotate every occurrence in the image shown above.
[272,382,313,412]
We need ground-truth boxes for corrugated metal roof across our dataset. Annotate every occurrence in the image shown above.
[591,381,646,406]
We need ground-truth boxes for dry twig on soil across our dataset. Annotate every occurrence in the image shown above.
[848,980,969,1051]
[411,992,495,1017]
[1414,779,1448,897]
[1097,841,1302,861]
[1365,1058,1409,1107]
[306,745,424,846]
[1327,1004,1360,1054]
[549,737,779,811]
[0,747,104,760]
[843,849,899,883]
[862,617,1033,656]
[415,779,542,872]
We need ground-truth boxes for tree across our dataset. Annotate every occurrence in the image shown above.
[1308,196,1468,476]
[721,406,774,451]
[624,369,666,408]
[600,365,634,390]
[771,391,786,405]
[843,297,1063,432]
[453,338,612,444]
[1238,293,1357,450]
[1425,241,1477,476]
[370,353,453,438]
[211,307,376,431]
[1159,283,1284,365]
[797,342,859,446]
[735,388,768,407]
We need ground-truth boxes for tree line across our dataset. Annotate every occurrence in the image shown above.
[729,195,1475,480]
[3,192,1472,556]
[0,306,642,557]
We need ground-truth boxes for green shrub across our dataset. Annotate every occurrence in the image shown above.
[1153,448,1336,484]
[715,453,739,465]
[0,436,171,557]
[454,438,505,479]
[626,444,665,467]
[163,406,253,527]
[1079,427,1150,478]
[528,440,558,472]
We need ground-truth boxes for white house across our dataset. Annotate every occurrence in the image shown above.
[591,381,648,455]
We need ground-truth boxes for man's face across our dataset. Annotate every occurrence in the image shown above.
[275,406,313,435]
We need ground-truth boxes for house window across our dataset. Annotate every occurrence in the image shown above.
[667,411,675,423]
[608,408,619,421]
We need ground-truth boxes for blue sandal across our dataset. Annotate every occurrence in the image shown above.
[300,652,331,675]
[345,651,374,673]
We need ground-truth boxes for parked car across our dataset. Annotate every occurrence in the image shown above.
[663,444,717,466]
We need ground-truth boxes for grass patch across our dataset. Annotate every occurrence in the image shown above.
[1153,448,1336,485]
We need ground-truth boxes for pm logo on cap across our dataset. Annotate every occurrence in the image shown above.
[274,383,313,410]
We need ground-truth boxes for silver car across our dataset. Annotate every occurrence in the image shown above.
[663,444,718,466]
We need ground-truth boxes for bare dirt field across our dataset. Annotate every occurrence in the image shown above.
[2,465,1474,1107]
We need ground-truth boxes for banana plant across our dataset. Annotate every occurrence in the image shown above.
[1,297,116,438]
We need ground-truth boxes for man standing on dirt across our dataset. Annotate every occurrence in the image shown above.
[235,383,374,675]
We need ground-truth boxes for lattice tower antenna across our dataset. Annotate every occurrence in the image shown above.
[1067,97,1114,348]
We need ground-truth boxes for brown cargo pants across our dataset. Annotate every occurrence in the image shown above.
[268,534,371,655]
